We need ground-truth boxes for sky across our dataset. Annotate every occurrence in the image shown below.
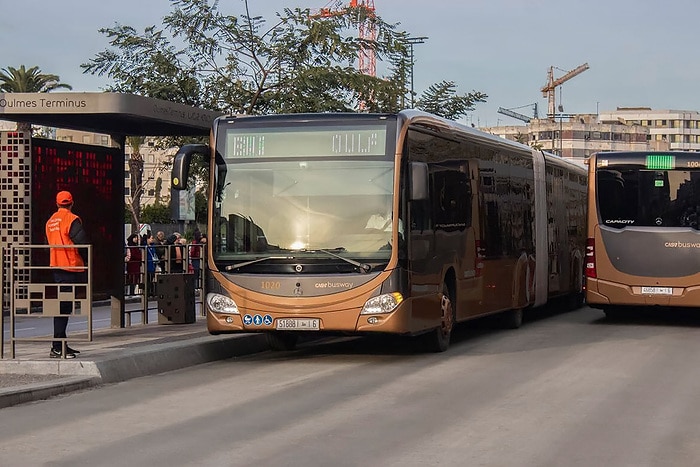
[3,0,700,127]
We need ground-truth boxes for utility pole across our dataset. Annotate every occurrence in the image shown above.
[405,36,428,108]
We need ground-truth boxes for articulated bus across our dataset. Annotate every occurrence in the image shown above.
[585,151,700,317]
[172,111,587,352]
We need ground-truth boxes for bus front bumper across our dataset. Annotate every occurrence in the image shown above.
[586,278,700,308]
[206,294,442,336]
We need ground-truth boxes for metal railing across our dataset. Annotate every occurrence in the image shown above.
[1,244,92,359]
[123,243,206,324]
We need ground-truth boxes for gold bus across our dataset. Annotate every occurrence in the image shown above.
[172,111,587,351]
[585,151,700,317]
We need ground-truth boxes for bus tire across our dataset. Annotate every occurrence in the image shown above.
[501,308,523,329]
[568,261,585,310]
[418,283,455,353]
[568,292,585,310]
[266,332,299,351]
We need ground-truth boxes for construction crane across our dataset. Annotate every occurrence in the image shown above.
[541,62,589,119]
[310,0,377,76]
[497,103,539,123]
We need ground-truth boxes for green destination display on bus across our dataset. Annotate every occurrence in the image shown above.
[646,154,675,170]
[225,125,387,158]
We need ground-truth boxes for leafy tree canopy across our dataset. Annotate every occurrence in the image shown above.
[0,65,72,93]
[140,202,172,224]
[0,65,72,134]
[416,81,487,122]
[82,0,486,119]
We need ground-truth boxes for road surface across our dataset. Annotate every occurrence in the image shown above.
[2,305,700,466]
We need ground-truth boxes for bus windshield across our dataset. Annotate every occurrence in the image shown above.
[212,121,396,263]
[597,167,700,229]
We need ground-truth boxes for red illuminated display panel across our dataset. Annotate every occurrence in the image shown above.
[32,138,124,297]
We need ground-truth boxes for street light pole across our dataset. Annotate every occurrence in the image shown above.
[405,36,428,108]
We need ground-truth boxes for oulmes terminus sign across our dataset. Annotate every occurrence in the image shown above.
[0,92,222,136]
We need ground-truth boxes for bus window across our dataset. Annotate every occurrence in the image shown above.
[598,168,700,228]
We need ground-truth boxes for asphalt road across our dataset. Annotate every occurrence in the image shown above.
[2,305,700,466]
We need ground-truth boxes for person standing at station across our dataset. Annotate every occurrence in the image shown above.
[166,232,185,273]
[189,229,202,286]
[124,233,142,296]
[155,230,167,273]
[45,190,88,358]
[145,233,159,297]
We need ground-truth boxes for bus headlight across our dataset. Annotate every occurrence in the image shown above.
[206,293,239,314]
[361,292,403,315]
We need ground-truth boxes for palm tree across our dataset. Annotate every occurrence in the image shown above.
[0,65,72,134]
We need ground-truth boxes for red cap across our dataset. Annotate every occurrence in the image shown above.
[56,191,73,206]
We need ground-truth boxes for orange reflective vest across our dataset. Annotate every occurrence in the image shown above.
[45,208,85,272]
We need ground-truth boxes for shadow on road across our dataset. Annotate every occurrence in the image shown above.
[252,297,589,359]
[591,305,700,328]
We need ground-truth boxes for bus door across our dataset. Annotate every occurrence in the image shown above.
[478,151,513,313]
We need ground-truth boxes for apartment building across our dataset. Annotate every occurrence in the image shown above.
[599,108,700,152]
[484,114,649,162]
[484,108,700,162]
[0,120,16,131]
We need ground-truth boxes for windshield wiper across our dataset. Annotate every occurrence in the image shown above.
[225,249,372,273]
[317,249,372,273]
[225,256,295,271]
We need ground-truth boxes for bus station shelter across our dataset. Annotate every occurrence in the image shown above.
[0,92,221,327]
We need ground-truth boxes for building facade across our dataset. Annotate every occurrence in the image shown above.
[483,108,700,162]
[484,114,649,162]
[599,108,700,152]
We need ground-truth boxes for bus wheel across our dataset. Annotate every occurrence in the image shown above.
[568,292,585,310]
[501,308,523,329]
[266,332,299,351]
[419,284,454,352]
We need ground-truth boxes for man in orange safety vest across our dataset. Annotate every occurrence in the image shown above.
[45,190,89,358]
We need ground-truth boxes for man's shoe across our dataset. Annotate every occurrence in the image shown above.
[50,348,76,359]
[65,346,80,354]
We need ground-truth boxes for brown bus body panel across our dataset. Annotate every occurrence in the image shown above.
[585,151,700,308]
[196,111,587,341]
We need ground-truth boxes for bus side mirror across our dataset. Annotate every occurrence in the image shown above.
[410,162,429,201]
[172,144,210,190]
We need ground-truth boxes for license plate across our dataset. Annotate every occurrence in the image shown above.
[641,286,673,295]
[275,318,320,330]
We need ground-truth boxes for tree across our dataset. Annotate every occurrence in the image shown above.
[125,136,146,232]
[82,0,488,203]
[154,177,164,205]
[81,0,433,114]
[415,80,487,121]
[141,202,172,224]
[194,190,207,225]
[0,65,72,134]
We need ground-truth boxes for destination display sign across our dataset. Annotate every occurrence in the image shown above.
[223,125,387,158]
[597,152,700,170]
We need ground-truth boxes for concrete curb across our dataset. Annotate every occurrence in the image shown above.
[0,376,100,409]
[0,333,269,409]
[93,333,269,384]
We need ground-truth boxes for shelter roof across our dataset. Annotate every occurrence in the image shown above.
[0,92,221,136]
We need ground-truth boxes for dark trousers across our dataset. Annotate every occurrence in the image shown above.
[53,270,87,350]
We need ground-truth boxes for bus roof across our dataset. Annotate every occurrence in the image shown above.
[216,110,586,173]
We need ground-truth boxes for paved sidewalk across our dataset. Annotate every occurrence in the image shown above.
[0,315,268,409]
